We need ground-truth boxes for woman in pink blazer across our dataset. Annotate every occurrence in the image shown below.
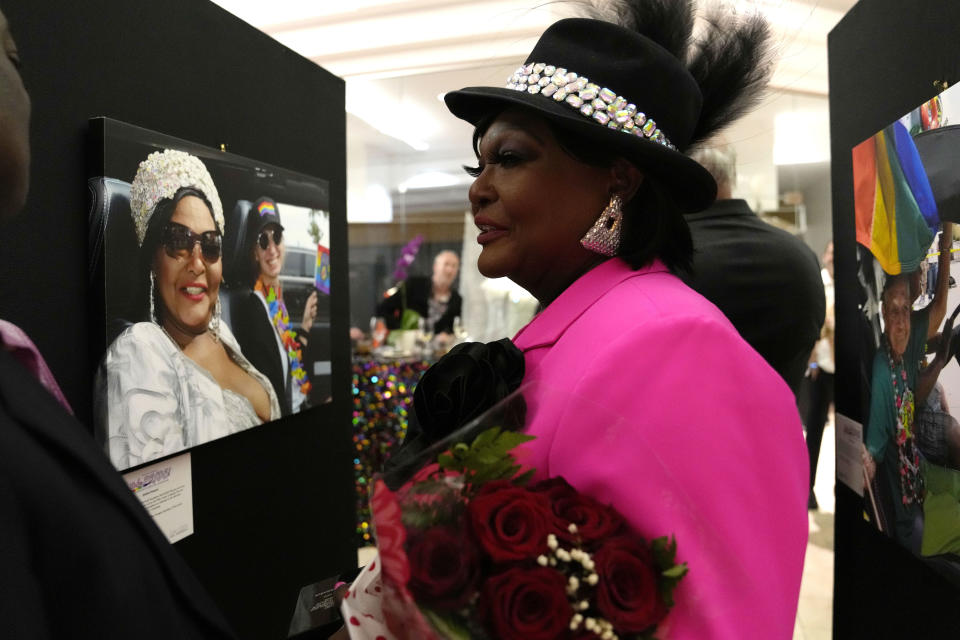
[440,4,810,638]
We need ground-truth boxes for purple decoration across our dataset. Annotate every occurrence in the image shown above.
[392,234,425,284]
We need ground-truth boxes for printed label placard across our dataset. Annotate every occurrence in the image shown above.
[123,452,194,543]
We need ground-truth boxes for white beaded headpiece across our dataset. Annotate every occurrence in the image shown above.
[129,149,224,246]
[505,62,676,150]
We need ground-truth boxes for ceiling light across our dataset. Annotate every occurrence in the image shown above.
[346,81,432,151]
[773,111,830,165]
[348,183,393,223]
[397,171,461,193]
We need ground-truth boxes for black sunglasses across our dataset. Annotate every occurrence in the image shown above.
[161,223,222,263]
[257,227,283,250]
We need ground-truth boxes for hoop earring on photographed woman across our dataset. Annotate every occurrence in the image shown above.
[210,298,221,343]
[149,270,158,323]
[580,194,623,256]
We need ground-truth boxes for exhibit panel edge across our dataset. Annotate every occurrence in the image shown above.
[829,0,960,635]
[2,1,355,638]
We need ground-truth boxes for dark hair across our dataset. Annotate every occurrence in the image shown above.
[470,111,693,274]
[136,187,217,322]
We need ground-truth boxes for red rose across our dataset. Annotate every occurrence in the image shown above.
[398,463,466,517]
[480,567,573,640]
[409,462,443,485]
[551,492,625,548]
[468,481,556,563]
[593,536,668,633]
[406,525,481,610]
[529,476,578,502]
[530,477,625,547]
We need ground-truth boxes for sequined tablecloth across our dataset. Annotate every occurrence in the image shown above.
[350,356,430,546]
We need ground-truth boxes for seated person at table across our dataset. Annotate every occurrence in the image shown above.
[377,250,461,338]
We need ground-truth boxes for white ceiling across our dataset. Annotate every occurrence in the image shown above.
[211,0,857,219]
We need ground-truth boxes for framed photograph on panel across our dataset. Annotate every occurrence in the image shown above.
[89,117,333,472]
[851,84,960,579]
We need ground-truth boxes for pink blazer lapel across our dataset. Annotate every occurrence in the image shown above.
[513,258,670,350]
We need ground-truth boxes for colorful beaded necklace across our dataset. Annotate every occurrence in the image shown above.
[885,338,922,505]
[255,277,312,397]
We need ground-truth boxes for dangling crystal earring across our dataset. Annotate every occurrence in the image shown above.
[149,271,158,324]
[209,298,221,343]
[580,194,623,256]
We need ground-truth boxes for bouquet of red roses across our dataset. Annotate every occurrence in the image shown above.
[341,422,687,640]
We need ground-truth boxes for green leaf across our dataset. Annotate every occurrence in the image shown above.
[651,535,678,569]
[649,535,687,608]
[435,427,538,494]
[421,608,472,640]
[663,564,688,579]
[492,431,537,450]
[470,427,501,450]
[658,562,689,608]
[470,459,513,485]
[513,469,536,486]
[474,450,504,464]
[400,309,422,330]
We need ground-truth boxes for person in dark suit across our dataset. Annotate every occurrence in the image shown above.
[0,10,235,638]
[377,250,462,337]
[683,143,825,396]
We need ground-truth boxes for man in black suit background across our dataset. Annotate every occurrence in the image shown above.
[378,249,462,339]
[683,143,825,396]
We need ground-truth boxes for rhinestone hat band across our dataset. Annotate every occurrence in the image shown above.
[505,62,677,151]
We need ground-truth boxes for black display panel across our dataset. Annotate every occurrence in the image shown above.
[1,1,355,637]
[829,0,960,634]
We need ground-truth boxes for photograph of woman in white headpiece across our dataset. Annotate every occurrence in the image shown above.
[95,149,280,471]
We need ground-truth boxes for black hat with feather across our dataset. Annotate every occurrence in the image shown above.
[444,0,772,213]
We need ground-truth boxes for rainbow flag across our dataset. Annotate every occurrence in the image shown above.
[853,121,938,275]
[315,245,330,294]
[257,200,277,217]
